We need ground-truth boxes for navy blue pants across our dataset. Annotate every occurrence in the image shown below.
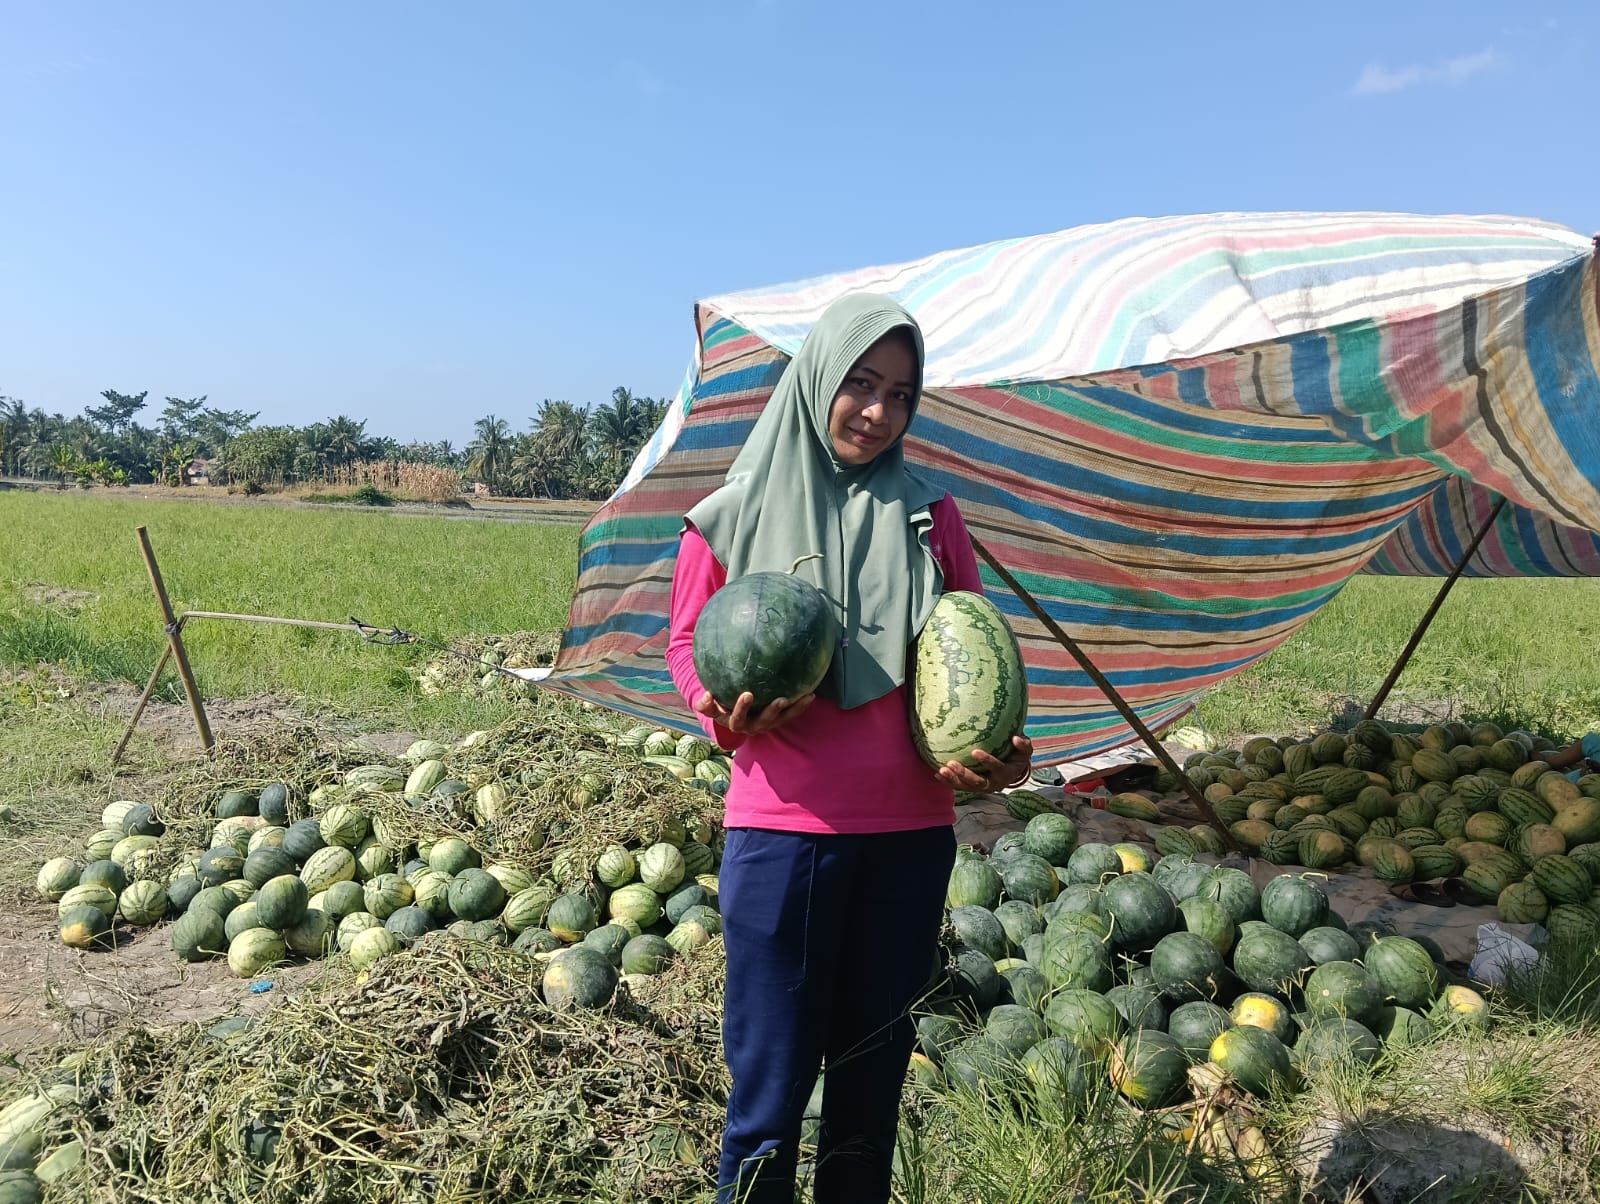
[716,824,955,1204]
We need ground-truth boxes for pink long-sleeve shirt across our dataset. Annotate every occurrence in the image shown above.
[666,494,983,834]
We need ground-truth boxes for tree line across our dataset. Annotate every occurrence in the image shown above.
[0,387,670,499]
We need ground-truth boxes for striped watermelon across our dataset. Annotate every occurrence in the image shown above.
[1529,855,1592,905]
[909,591,1028,771]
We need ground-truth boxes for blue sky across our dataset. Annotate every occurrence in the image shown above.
[1,1,1594,445]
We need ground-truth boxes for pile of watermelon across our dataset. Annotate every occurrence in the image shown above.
[32,732,731,1013]
[918,812,1489,1109]
[1144,720,1600,933]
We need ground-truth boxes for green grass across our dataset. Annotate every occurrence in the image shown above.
[1198,574,1600,743]
[0,492,579,732]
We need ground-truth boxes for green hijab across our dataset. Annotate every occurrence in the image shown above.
[685,293,946,709]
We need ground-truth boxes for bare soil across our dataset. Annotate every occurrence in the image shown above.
[0,906,325,1054]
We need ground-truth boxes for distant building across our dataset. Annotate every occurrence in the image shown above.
[187,458,210,484]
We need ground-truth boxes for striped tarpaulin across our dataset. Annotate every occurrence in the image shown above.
[539,212,1600,762]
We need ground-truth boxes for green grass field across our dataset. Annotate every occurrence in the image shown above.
[6,490,1600,745]
[0,492,579,732]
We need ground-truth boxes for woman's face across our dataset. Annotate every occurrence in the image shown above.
[826,332,917,467]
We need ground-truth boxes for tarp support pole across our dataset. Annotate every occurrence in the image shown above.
[969,535,1239,852]
[1362,495,1508,721]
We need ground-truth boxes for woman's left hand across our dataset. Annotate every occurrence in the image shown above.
[938,733,1034,793]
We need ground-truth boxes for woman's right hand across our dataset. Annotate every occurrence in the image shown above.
[694,690,814,735]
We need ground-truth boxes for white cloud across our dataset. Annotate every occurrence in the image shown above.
[1351,46,1500,96]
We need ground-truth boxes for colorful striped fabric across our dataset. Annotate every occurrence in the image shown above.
[539,211,1600,762]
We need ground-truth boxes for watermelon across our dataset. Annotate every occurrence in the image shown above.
[1098,873,1176,951]
[428,838,481,875]
[1210,1024,1293,1097]
[1496,881,1550,925]
[638,844,687,894]
[383,906,435,946]
[985,1004,1048,1058]
[1021,1037,1096,1116]
[621,934,677,975]
[1362,937,1438,1010]
[595,846,637,889]
[300,846,356,894]
[543,947,619,1009]
[1044,988,1125,1049]
[1299,925,1360,965]
[1260,874,1329,937]
[1103,984,1169,1033]
[337,911,382,950]
[1296,1017,1382,1071]
[1022,813,1079,865]
[1037,931,1113,994]
[1230,991,1296,1043]
[1303,961,1382,1026]
[993,900,1044,949]
[319,804,369,849]
[1176,895,1236,955]
[224,901,262,943]
[1167,1000,1233,1061]
[951,906,1009,961]
[691,564,838,710]
[35,859,81,902]
[446,869,507,921]
[362,874,415,921]
[258,783,290,826]
[1110,1030,1188,1107]
[909,591,1028,770]
[504,884,559,933]
[281,819,326,865]
[999,855,1058,906]
[1529,854,1592,905]
[999,962,1050,1012]
[948,950,1003,1010]
[1151,856,1214,903]
[227,929,285,978]
[1197,867,1262,925]
[1233,925,1314,996]
[58,904,111,949]
[1149,931,1228,1003]
[117,880,168,926]
[348,926,400,971]
[1065,843,1122,885]
[284,909,333,957]
[254,875,307,930]
[548,894,599,943]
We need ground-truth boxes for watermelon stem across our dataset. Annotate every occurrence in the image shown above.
[787,552,824,574]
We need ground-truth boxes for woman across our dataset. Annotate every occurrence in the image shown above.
[666,293,1033,1203]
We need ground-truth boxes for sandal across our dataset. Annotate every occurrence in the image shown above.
[1387,882,1455,907]
[1442,877,1491,906]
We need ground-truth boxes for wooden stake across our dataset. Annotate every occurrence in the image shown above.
[1362,495,1508,721]
[135,526,213,754]
[969,534,1239,852]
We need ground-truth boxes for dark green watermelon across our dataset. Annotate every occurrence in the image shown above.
[692,568,838,709]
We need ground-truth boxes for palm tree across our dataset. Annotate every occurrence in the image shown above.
[323,415,368,466]
[467,415,512,494]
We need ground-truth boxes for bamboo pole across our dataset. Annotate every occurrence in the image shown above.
[968,535,1239,852]
[111,645,172,765]
[135,526,214,754]
[1362,495,1508,721]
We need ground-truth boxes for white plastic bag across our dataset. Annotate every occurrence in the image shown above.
[1468,922,1541,986]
